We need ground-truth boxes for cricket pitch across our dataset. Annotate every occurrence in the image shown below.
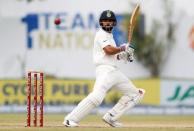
[0,114,194,131]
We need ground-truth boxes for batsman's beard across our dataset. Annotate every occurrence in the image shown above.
[101,24,114,33]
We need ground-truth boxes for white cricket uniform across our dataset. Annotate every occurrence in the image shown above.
[93,28,138,95]
[64,28,145,124]
[93,28,117,67]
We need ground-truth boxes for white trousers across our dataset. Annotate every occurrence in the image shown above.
[94,65,139,96]
[65,65,142,123]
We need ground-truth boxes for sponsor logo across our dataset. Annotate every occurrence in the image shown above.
[0,79,153,105]
[22,13,143,49]
[167,85,194,102]
[22,13,99,49]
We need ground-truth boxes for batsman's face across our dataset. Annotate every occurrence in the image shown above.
[100,20,115,33]
[100,20,114,27]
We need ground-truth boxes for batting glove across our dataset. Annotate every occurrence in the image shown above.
[119,43,135,62]
[120,43,135,51]
[116,51,134,62]
[127,51,134,62]
[119,43,129,52]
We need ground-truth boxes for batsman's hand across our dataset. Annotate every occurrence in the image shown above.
[120,43,135,53]
[126,44,135,54]
[119,43,129,52]
[119,43,135,62]
[116,51,134,62]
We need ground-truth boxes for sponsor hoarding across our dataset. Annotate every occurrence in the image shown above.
[161,80,194,106]
[0,79,159,106]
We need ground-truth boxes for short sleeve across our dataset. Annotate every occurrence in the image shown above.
[98,35,111,48]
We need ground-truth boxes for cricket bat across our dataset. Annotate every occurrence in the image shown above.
[128,3,140,45]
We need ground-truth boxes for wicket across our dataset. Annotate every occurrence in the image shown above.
[26,71,44,127]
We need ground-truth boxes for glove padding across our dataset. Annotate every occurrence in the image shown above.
[116,50,134,62]
[118,43,135,62]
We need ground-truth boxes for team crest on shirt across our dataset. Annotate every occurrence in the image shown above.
[107,11,111,17]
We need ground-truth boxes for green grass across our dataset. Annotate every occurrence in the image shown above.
[0,113,194,131]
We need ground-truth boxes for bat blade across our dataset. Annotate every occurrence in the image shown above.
[128,4,140,44]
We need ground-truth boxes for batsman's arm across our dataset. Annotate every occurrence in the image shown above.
[103,45,125,55]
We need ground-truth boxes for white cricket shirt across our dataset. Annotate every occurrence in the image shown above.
[93,28,117,67]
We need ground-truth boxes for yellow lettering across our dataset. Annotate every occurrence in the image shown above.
[82,32,93,49]
[76,33,83,48]
[65,32,73,48]
[37,31,93,49]
[39,32,51,48]
[53,33,63,48]
[75,32,93,49]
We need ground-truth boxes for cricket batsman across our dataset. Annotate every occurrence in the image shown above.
[63,10,145,127]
